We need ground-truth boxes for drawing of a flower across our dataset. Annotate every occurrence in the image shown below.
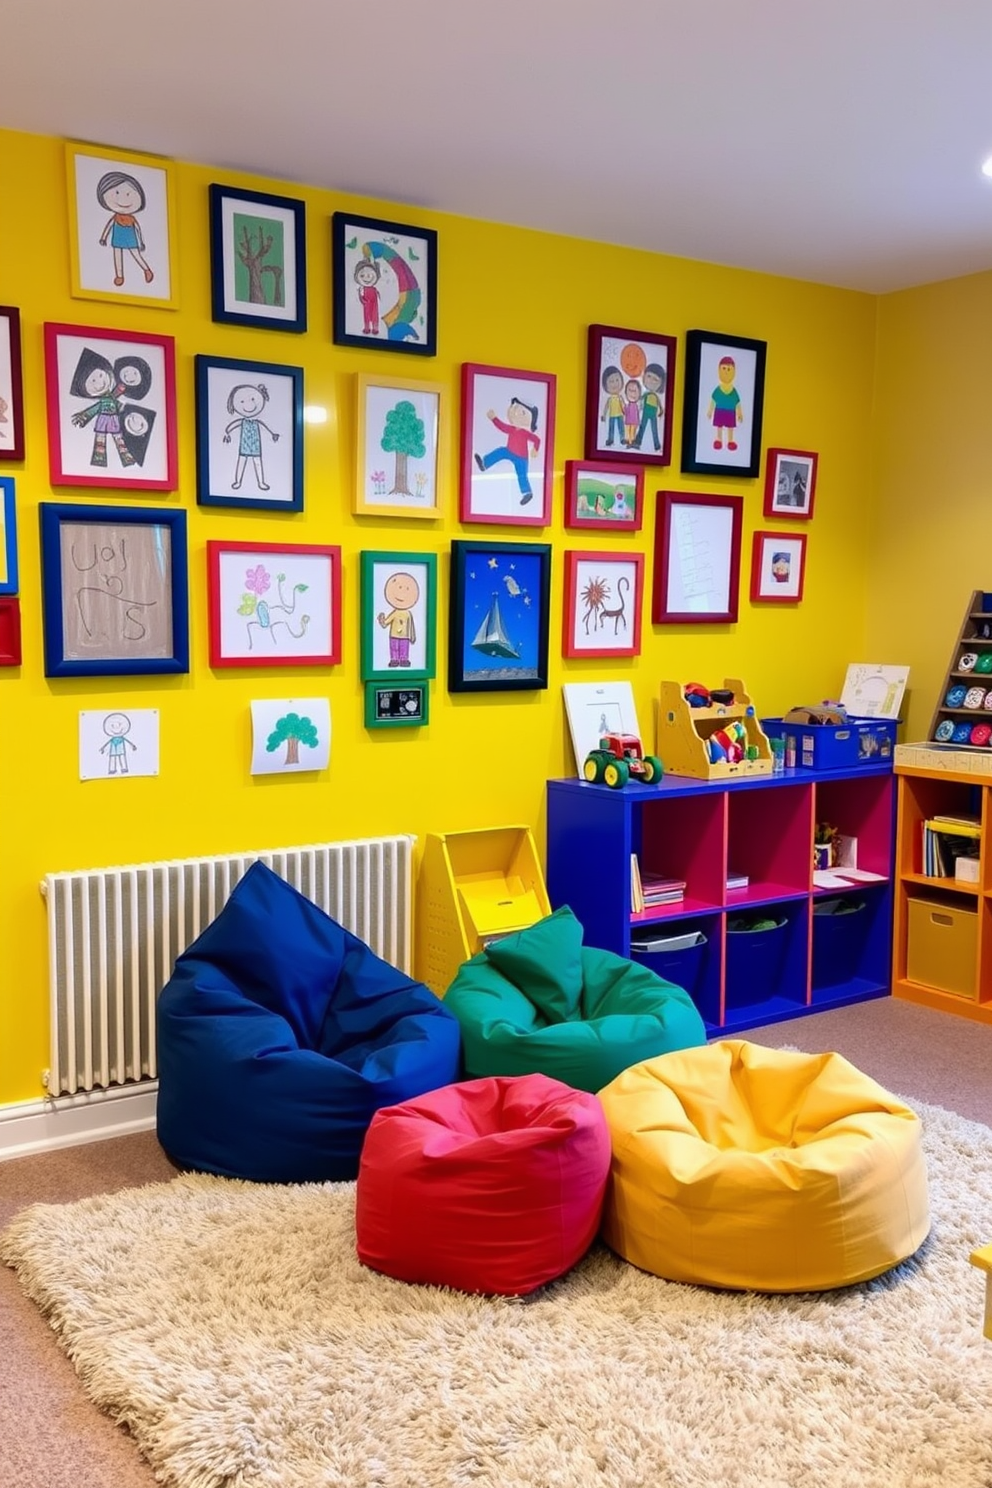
[244,564,271,596]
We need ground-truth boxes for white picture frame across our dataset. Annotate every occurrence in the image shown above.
[563,680,642,777]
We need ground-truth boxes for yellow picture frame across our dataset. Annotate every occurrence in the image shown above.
[64,140,179,310]
[354,373,445,520]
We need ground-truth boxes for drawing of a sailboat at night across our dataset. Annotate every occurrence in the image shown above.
[471,594,520,660]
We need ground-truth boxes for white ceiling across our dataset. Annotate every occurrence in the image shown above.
[6,1,992,294]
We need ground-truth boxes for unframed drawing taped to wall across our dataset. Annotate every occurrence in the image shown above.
[250,697,331,774]
[79,708,160,780]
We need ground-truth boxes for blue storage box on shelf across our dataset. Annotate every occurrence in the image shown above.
[812,897,869,988]
[762,715,897,770]
[630,927,708,1001]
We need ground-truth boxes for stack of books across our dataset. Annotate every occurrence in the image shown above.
[726,870,750,890]
[922,814,981,878]
[631,856,686,912]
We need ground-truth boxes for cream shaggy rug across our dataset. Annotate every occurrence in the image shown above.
[5,1101,992,1488]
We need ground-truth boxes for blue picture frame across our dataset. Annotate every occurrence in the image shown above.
[195,354,304,512]
[209,184,307,333]
[0,477,18,595]
[448,539,551,693]
[40,502,189,677]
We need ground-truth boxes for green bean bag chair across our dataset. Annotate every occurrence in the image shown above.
[443,906,706,1093]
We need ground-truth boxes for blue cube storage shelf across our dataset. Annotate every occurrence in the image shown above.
[546,763,895,1036]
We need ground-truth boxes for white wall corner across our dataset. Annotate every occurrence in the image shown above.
[0,1082,158,1162]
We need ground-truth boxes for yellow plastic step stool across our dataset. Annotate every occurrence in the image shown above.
[416,826,551,997]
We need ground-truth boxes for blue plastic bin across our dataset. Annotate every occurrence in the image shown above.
[812,898,868,987]
[761,716,896,769]
[725,914,788,1001]
[631,930,707,1000]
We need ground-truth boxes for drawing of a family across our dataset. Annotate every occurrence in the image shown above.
[600,362,666,451]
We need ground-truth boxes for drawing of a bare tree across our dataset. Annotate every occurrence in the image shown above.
[238,223,284,307]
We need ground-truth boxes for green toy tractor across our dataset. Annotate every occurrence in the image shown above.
[583,732,664,789]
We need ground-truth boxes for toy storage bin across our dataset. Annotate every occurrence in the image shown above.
[906,897,978,1000]
[725,912,788,1002]
[630,928,708,999]
[811,897,868,988]
[762,717,897,770]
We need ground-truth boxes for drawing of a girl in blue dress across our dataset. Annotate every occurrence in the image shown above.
[97,171,155,288]
[223,383,280,491]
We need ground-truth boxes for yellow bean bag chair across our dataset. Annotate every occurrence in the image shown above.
[599,1039,930,1292]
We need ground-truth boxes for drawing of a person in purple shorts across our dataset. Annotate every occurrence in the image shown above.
[706,355,743,451]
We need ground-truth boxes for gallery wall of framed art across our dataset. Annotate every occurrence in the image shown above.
[0,119,881,1114]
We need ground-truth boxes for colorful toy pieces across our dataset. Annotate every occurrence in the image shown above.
[684,682,736,709]
[707,719,749,764]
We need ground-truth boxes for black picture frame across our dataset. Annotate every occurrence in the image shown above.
[448,539,551,694]
[332,212,437,356]
[680,329,767,479]
[209,184,307,333]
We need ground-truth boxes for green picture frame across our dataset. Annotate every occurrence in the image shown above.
[364,681,430,729]
[360,549,437,682]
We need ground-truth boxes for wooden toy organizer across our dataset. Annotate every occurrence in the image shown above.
[927,589,992,745]
[657,677,773,780]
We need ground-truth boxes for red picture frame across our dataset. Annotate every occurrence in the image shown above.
[0,307,25,462]
[564,460,645,532]
[562,550,643,658]
[207,540,342,668]
[652,490,743,624]
[0,596,21,665]
[750,530,807,603]
[44,321,178,492]
[763,447,818,520]
[584,323,677,468]
[459,362,556,527]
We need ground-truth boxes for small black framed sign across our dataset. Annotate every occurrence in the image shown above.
[364,681,430,728]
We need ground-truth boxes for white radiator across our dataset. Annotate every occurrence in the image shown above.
[41,836,415,1097]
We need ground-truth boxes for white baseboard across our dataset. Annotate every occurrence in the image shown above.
[0,1082,158,1162]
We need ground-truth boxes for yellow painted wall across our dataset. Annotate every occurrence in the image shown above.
[0,126,878,1106]
[868,269,992,737]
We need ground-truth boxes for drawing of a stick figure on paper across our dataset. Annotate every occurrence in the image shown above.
[99,711,137,774]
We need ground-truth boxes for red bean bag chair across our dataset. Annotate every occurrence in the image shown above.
[356,1073,611,1296]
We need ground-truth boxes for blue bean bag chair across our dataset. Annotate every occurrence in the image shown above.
[443,906,706,1094]
[156,861,462,1183]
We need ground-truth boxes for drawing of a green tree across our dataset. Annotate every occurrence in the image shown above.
[381,399,426,496]
[266,712,319,766]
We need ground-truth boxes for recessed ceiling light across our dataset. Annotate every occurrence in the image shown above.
[982,155,992,179]
[303,405,328,424]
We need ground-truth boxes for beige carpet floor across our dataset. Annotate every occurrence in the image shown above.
[4,1099,992,1488]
